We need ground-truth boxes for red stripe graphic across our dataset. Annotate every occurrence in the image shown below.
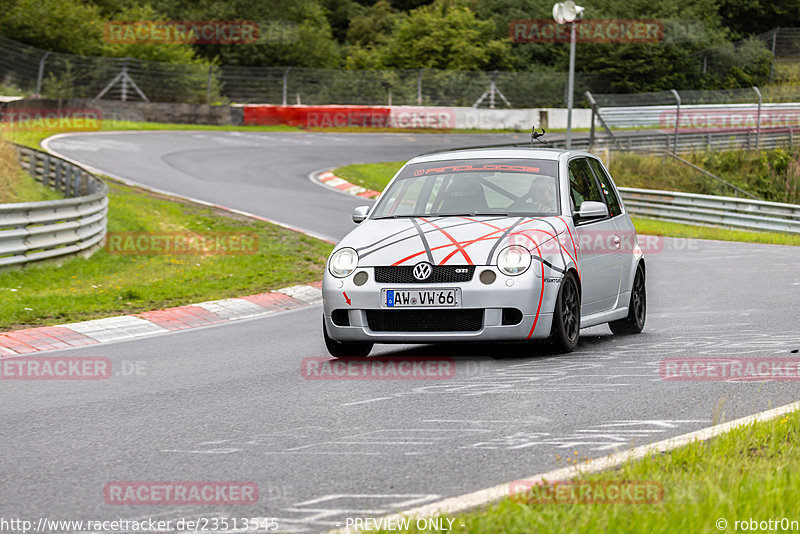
[527,237,546,340]
[420,218,473,265]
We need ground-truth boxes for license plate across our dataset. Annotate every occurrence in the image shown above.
[383,289,460,308]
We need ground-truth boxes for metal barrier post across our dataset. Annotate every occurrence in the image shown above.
[206,65,212,105]
[282,67,291,106]
[584,91,597,150]
[417,69,424,105]
[35,51,50,98]
[670,89,681,154]
[770,28,778,81]
[753,86,762,151]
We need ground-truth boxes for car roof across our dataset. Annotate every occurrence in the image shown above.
[408,147,595,164]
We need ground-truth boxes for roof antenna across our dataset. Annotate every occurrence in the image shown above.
[531,127,547,147]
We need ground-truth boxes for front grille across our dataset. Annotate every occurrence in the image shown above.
[374,265,475,284]
[366,309,483,332]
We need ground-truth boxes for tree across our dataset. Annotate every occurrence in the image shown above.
[347,0,402,46]
[716,0,800,39]
[0,0,105,55]
[382,0,512,70]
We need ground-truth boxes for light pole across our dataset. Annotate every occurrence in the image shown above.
[553,1,584,149]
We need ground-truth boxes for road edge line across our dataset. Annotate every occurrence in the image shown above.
[330,399,800,533]
[41,133,336,244]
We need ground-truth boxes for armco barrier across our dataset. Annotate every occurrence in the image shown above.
[618,187,800,233]
[0,144,108,267]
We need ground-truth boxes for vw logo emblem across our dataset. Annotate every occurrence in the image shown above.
[412,262,432,281]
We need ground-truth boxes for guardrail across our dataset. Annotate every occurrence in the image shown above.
[588,127,798,155]
[0,144,108,267]
[618,187,800,234]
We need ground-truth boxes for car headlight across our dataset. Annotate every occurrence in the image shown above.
[497,245,531,276]
[329,247,359,278]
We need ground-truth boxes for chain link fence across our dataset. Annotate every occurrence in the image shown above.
[0,35,600,108]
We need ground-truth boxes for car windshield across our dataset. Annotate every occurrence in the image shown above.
[371,158,560,219]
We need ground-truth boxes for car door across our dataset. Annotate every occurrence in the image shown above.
[587,158,633,301]
[567,157,622,316]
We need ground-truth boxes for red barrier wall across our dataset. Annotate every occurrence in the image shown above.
[243,105,391,128]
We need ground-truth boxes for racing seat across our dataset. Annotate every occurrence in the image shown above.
[438,179,489,214]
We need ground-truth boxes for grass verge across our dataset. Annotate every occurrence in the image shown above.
[333,161,800,247]
[0,140,63,203]
[0,120,299,149]
[371,408,800,533]
[0,121,335,331]
[0,179,333,331]
[334,161,406,192]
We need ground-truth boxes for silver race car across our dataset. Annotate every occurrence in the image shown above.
[322,147,646,357]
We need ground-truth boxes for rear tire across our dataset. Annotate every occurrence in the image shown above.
[609,263,646,335]
[548,272,580,353]
[323,317,373,358]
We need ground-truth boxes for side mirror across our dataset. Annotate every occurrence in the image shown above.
[576,201,608,222]
[352,205,370,224]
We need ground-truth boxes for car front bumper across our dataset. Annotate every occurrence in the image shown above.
[322,266,558,343]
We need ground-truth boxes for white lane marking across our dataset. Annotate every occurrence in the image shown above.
[262,452,384,455]
[340,397,394,406]
[162,448,242,454]
[329,400,800,533]
[422,418,550,424]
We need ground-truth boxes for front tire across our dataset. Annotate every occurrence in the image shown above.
[549,272,580,353]
[609,263,646,335]
[323,317,373,358]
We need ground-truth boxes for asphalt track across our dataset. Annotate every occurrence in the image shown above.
[2,131,799,533]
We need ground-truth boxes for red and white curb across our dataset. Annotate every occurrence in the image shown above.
[316,170,381,199]
[0,283,322,356]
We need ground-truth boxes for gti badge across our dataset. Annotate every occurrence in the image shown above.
[413,262,432,281]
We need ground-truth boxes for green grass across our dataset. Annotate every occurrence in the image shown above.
[0,120,300,149]
[0,179,333,331]
[333,161,800,247]
[335,161,406,192]
[0,121,336,331]
[0,141,63,203]
[374,409,800,533]
[630,217,800,246]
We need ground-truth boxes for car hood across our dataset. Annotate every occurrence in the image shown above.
[342,216,570,266]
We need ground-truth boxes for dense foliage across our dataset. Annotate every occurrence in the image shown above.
[0,0,795,93]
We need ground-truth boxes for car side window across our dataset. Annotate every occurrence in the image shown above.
[588,159,622,217]
[568,158,603,212]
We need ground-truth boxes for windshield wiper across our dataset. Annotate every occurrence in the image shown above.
[433,212,513,217]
